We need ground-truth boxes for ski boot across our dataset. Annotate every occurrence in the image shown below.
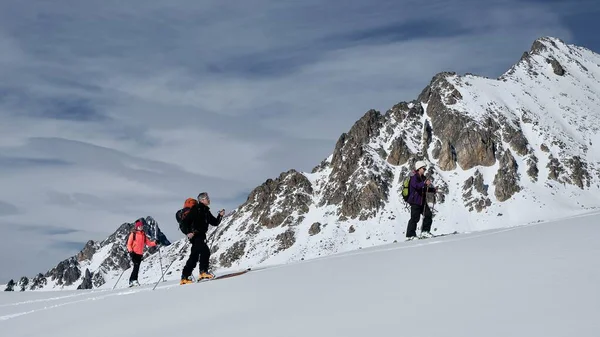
[180,277,193,285]
[420,231,434,239]
[198,271,215,281]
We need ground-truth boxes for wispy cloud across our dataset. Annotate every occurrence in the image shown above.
[16,224,80,236]
[0,155,70,169]
[0,201,19,216]
[49,241,88,252]
[0,0,594,281]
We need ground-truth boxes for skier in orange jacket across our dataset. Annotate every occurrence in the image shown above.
[126,220,158,287]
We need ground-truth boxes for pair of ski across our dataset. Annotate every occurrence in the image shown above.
[127,268,252,288]
[187,268,252,285]
[405,231,459,241]
[410,231,459,241]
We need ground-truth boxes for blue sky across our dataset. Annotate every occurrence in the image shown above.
[0,0,599,283]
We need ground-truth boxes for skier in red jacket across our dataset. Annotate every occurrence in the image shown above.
[126,220,158,287]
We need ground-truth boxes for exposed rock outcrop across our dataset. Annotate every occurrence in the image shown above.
[219,240,247,268]
[546,57,565,76]
[276,229,296,252]
[29,273,47,290]
[418,75,497,170]
[241,169,313,229]
[4,279,15,291]
[46,257,81,286]
[77,269,93,290]
[317,109,395,221]
[309,222,322,236]
[565,156,592,189]
[463,170,492,212]
[437,140,457,171]
[493,150,521,201]
[77,240,97,262]
[387,137,412,166]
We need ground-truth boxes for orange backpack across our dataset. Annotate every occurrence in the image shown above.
[183,198,197,209]
[176,198,198,234]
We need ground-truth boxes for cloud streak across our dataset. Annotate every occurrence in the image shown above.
[0,201,19,216]
[0,0,594,281]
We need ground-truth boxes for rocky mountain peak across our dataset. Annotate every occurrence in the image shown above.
[505,36,582,80]
[530,36,561,54]
[237,169,313,229]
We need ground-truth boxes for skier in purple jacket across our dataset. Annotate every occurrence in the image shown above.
[406,160,437,240]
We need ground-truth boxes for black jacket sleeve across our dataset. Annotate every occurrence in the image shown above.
[207,211,222,227]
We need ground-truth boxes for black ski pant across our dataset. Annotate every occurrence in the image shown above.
[129,253,143,282]
[181,234,210,279]
[406,203,433,238]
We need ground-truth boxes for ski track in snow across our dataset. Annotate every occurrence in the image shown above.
[5,210,597,322]
[0,281,181,321]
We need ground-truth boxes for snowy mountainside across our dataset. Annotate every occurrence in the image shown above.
[5,36,600,292]
[1,211,599,337]
[3,217,170,291]
[203,36,600,273]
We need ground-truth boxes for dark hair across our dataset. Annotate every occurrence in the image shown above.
[197,192,209,200]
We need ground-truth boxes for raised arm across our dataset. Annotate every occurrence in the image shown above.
[410,174,426,190]
[207,211,222,227]
[144,235,157,247]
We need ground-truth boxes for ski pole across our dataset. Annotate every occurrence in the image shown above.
[157,246,164,277]
[423,183,428,215]
[113,248,133,290]
[208,229,217,251]
[208,210,227,251]
[153,221,164,275]
[112,268,126,290]
[152,240,189,291]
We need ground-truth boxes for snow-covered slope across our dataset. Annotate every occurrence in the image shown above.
[1,211,599,336]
